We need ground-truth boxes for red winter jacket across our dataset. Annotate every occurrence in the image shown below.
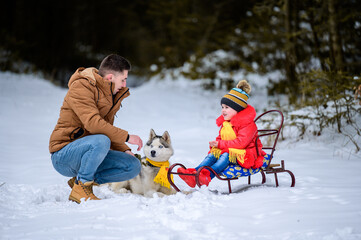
[215,105,266,169]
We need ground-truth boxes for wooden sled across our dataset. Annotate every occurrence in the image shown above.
[167,110,295,194]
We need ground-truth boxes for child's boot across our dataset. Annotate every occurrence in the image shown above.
[198,169,211,186]
[177,168,197,188]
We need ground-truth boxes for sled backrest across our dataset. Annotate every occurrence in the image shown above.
[254,110,284,168]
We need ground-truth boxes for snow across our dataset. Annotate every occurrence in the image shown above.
[0,71,361,240]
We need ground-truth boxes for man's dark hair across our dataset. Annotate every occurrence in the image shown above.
[99,54,131,76]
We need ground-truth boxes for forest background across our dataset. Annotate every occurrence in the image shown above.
[1,0,360,151]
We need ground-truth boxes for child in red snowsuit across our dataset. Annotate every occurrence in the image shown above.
[178,80,266,187]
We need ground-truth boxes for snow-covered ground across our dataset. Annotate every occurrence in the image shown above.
[0,71,360,240]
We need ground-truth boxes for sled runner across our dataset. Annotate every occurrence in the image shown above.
[167,110,295,193]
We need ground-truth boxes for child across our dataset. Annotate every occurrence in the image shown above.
[178,80,266,187]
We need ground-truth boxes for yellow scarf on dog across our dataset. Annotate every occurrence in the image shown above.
[146,158,173,189]
[210,121,246,164]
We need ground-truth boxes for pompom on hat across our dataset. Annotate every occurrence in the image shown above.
[221,80,251,112]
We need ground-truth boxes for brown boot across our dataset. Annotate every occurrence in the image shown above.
[69,180,101,204]
[67,177,76,189]
[68,177,99,190]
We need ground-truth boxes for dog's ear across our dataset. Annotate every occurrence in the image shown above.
[162,131,171,144]
[149,129,157,140]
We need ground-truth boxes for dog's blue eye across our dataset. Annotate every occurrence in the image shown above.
[159,145,163,149]
[150,145,153,148]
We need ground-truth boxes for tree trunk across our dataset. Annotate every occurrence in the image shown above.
[328,0,344,71]
[308,10,326,71]
[284,0,298,100]
[197,2,224,56]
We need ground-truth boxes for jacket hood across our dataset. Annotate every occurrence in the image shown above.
[68,67,101,87]
[67,67,129,96]
[216,105,256,127]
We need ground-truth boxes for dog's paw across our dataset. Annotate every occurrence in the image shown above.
[108,182,130,194]
[145,190,172,198]
[116,188,130,194]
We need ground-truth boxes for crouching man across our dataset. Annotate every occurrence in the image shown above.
[49,54,142,203]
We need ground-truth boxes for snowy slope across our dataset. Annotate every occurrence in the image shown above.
[0,71,360,240]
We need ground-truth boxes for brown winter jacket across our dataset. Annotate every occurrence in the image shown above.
[49,67,130,153]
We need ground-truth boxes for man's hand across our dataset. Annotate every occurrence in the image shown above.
[127,135,143,151]
[125,150,135,156]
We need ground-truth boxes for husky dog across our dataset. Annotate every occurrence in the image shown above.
[108,129,176,197]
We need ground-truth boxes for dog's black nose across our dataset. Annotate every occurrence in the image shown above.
[151,150,156,157]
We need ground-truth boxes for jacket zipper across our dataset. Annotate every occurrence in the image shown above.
[105,87,129,118]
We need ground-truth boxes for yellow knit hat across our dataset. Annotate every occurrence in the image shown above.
[221,80,251,112]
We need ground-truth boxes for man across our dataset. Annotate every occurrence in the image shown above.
[49,54,142,203]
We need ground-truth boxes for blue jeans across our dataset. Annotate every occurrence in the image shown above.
[51,134,141,184]
[195,153,229,178]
